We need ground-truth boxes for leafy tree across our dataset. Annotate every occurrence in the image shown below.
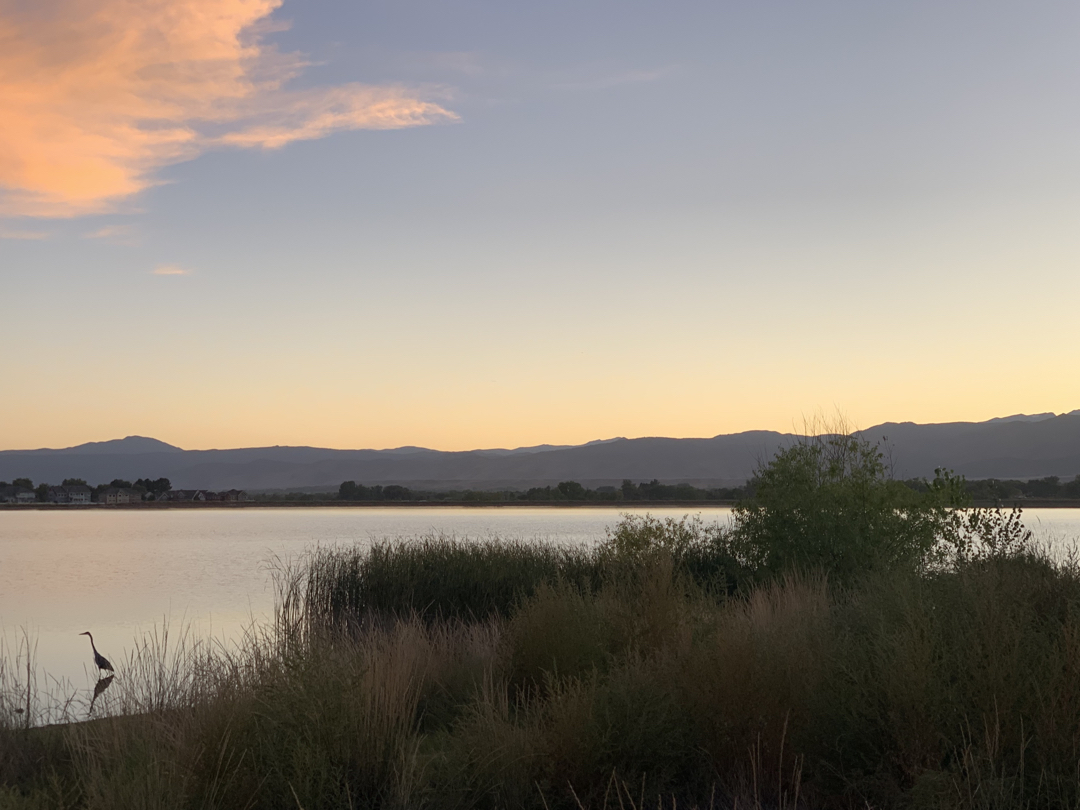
[524,486,556,501]
[1026,476,1062,498]
[12,478,32,489]
[135,477,171,495]
[339,481,379,501]
[35,483,49,502]
[110,479,133,489]
[731,433,967,584]
[62,478,87,487]
[557,481,587,500]
[1065,475,1080,499]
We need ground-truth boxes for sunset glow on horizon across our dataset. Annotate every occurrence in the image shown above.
[3,0,1079,452]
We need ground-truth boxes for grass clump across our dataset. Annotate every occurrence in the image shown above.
[303,534,604,627]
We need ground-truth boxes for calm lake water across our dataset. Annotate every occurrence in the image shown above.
[2,506,1079,702]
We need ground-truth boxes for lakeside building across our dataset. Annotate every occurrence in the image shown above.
[45,485,93,504]
[161,489,206,502]
[96,486,143,505]
[2,485,251,504]
[0,486,35,504]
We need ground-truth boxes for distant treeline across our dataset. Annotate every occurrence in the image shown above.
[8,473,1080,505]
[937,475,1080,502]
[332,475,1080,504]
[334,479,749,503]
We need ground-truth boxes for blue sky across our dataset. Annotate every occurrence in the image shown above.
[2,0,1079,450]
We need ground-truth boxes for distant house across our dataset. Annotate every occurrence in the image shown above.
[221,489,249,502]
[14,487,36,503]
[96,486,142,505]
[46,485,93,504]
[66,485,92,504]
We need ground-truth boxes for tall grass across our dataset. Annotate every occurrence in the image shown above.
[5,518,1080,808]
[301,533,604,627]
[301,518,741,633]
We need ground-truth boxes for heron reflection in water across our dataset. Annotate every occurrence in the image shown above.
[88,674,115,717]
[79,632,114,675]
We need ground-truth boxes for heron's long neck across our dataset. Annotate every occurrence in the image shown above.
[87,634,97,654]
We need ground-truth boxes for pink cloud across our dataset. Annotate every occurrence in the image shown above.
[0,0,458,218]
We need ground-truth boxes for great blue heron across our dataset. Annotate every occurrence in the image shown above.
[79,632,114,674]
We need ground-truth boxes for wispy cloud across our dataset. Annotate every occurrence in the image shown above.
[152,265,191,276]
[83,224,137,244]
[0,228,49,240]
[0,0,458,218]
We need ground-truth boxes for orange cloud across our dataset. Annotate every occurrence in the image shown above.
[84,224,133,240]
[0,0,457,218]
[152,264,190,276]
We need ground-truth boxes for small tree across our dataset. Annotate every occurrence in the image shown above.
[731,433,966,584]
[557,481,587,500]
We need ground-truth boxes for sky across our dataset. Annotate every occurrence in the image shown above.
[2,0,1079,452]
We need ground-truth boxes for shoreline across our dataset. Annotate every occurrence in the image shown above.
[0,500,738,510]
[2,499,1079,510]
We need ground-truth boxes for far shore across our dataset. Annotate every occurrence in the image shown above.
[0,500,738,510]
[3,499,1080,510]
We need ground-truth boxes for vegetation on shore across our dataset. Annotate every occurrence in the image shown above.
[333,472,1080,505]
[334,478,750,503]
[4,433,1080,808]
[7,472,1080,506]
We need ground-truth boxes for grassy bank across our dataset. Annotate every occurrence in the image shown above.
[5,435,1080,809]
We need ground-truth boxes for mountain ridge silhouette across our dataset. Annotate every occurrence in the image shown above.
[2,414,1078,491]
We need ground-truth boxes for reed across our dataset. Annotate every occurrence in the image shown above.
[300,533,602,629]
[300,518,741,633]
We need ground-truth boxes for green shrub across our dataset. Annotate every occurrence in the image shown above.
[732,433,967,584]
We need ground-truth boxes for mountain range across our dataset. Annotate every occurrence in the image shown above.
[2,412,1080,492]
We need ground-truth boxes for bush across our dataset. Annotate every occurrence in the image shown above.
[732,433,967,584]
